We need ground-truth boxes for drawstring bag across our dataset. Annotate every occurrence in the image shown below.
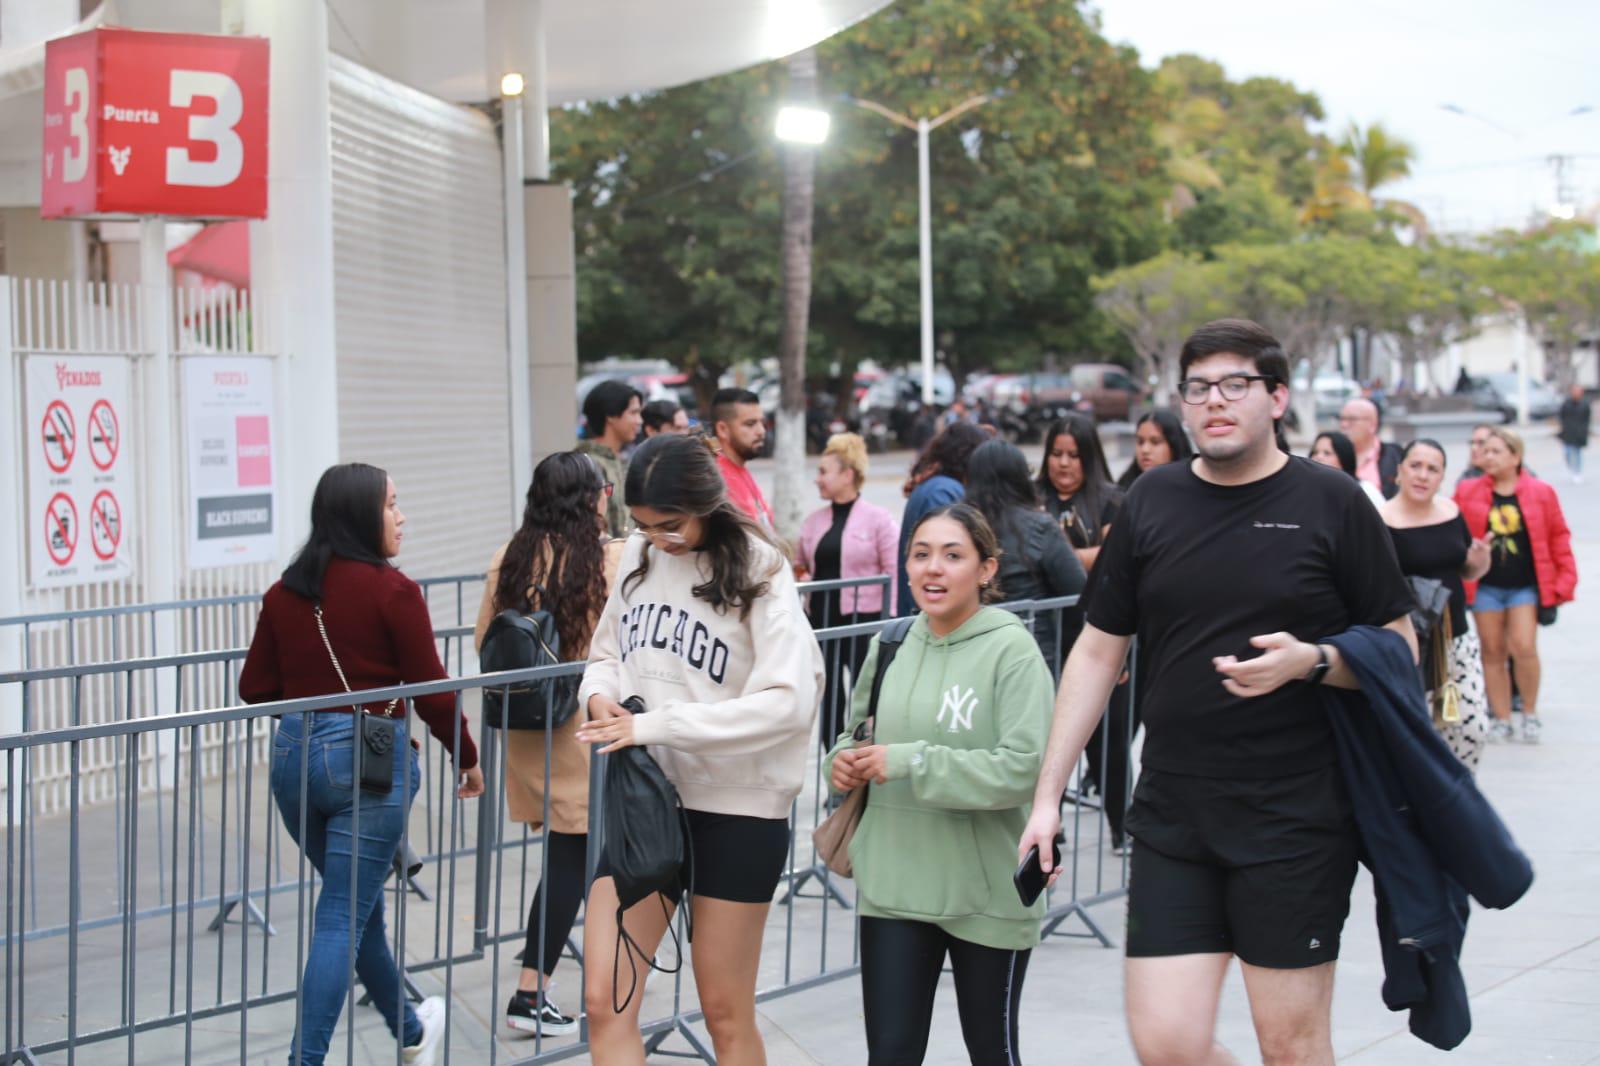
[602,696,689,1012]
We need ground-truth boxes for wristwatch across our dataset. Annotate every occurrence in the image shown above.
[1303,644,1331,686]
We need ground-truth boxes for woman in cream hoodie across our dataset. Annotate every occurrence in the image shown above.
[575,432,824,1065]
[828,503,1055,1065]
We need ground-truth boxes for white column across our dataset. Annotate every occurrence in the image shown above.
[244,0,340,558]
[139,221,178,607]
[917,117,934,405]
[502,90,534,519]
[0,281,23,745]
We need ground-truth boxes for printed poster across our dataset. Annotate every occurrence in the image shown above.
[184,356,277,568]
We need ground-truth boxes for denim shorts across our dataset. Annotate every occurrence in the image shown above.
[1473,584,1539,613]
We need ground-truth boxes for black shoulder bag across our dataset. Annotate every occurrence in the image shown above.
[314,605,399,794]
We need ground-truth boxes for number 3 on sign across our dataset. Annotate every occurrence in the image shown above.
[63,67,90,183]
[167,70,244,187]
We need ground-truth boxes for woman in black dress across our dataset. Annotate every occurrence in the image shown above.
[1380,439,1492,769]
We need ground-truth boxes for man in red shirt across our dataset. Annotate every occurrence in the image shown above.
[711,387,774,527]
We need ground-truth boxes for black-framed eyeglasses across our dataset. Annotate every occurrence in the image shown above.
[1179,374,1276,405]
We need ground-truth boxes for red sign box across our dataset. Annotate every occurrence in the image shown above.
[42,28,269,220]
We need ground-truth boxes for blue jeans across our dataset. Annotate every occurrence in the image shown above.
[1473,584,1539,613]
[1563,443,1584,475]
[271,713,422,1065]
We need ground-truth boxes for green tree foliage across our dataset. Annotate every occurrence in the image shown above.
[551,0,1171,391]
[1489,222,1600,387]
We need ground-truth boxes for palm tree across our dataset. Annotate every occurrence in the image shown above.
[1340,121,1428,236]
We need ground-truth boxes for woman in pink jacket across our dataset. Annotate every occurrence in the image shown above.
[796,433,900,752]
[1454,427,1577,743]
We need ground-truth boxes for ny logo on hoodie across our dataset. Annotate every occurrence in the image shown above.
[937,685,978,733]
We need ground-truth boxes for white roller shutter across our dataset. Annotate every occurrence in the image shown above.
[329,55,511,581]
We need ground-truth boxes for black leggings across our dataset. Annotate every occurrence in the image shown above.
[523,830,587,977]
[860,916,1031,1065]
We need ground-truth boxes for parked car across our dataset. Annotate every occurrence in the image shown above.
[1471,372,1562,422]
[1291,367,1361,420]
[1069,363,1143,422]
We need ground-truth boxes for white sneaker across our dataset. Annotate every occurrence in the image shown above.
[402,996,447,1065]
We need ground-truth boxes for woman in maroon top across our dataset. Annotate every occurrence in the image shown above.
[240,463,483,1066]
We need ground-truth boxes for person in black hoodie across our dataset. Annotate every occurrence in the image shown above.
[965,439,1086,666]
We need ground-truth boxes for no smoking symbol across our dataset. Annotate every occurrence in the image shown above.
[90,490,122,561]
[41,400,76,473]
[88,399,120,471]
[44,492,78,566]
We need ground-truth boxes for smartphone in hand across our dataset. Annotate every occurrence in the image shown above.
[1013,835,1064,906]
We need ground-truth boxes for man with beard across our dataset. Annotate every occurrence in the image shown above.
[711,387,774,527]
[1020,319,1416,1065]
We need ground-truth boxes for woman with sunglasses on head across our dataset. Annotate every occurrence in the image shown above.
[241,463,484,1066]
[827,503,1054,1065]
[1116,409,1193,490]
[573,433,824,1064]
[1379,440,1492,769]
[473,452,624,1036]
[1454,427,1577,744]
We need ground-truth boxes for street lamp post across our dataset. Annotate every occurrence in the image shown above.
[852,95,995,405]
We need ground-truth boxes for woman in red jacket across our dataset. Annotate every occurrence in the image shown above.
[1454,428,1577,744]
[241,463,484,1066]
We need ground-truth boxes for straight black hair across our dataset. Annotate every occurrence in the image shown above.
[965,439,1042,545]
[1117,408,1193,489]
[1312,431,1359,478]
[281,462,389,600]
[622,433,780,620]
[1037,414,1115,545]
[582,379,642,440]
[641,398,682,432]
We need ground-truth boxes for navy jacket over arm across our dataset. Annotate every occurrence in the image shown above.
[1322,626,1533,1051]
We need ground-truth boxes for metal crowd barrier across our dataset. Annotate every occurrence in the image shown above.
[1,587,1134,1065]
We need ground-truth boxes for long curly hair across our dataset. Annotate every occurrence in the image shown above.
[621,433,781,621]
[904,421,989,495]
[492,452,610,655]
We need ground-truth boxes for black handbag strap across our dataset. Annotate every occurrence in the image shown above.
[864,616,915,732]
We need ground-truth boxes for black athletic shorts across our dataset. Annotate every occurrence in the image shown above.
[1123,766,1359,970]
[594,808,791,905]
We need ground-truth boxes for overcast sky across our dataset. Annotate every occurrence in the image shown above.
[1092,0,1599,234]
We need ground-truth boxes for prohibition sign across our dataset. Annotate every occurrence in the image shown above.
[90,490,123,561]
[44,492,78,567]
[41,400,76,473]
[88,399,120,471]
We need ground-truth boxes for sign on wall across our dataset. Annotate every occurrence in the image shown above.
[184,357,277,568]
[41,28,269,220]
[26,356,135,588]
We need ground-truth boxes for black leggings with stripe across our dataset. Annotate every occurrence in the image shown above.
[860,916,1031,1065]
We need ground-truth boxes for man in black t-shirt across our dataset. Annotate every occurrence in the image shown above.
[1020,319,1417,1065]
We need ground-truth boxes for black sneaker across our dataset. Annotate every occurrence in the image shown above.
[506,990,578,1036]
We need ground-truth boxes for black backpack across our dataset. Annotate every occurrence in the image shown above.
[478,592,580,731]
[603,696,688,1012]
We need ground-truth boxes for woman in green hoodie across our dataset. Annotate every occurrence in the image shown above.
[827,503,1056,1065]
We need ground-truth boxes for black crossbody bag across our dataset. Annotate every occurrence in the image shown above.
[314,605,399,794]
